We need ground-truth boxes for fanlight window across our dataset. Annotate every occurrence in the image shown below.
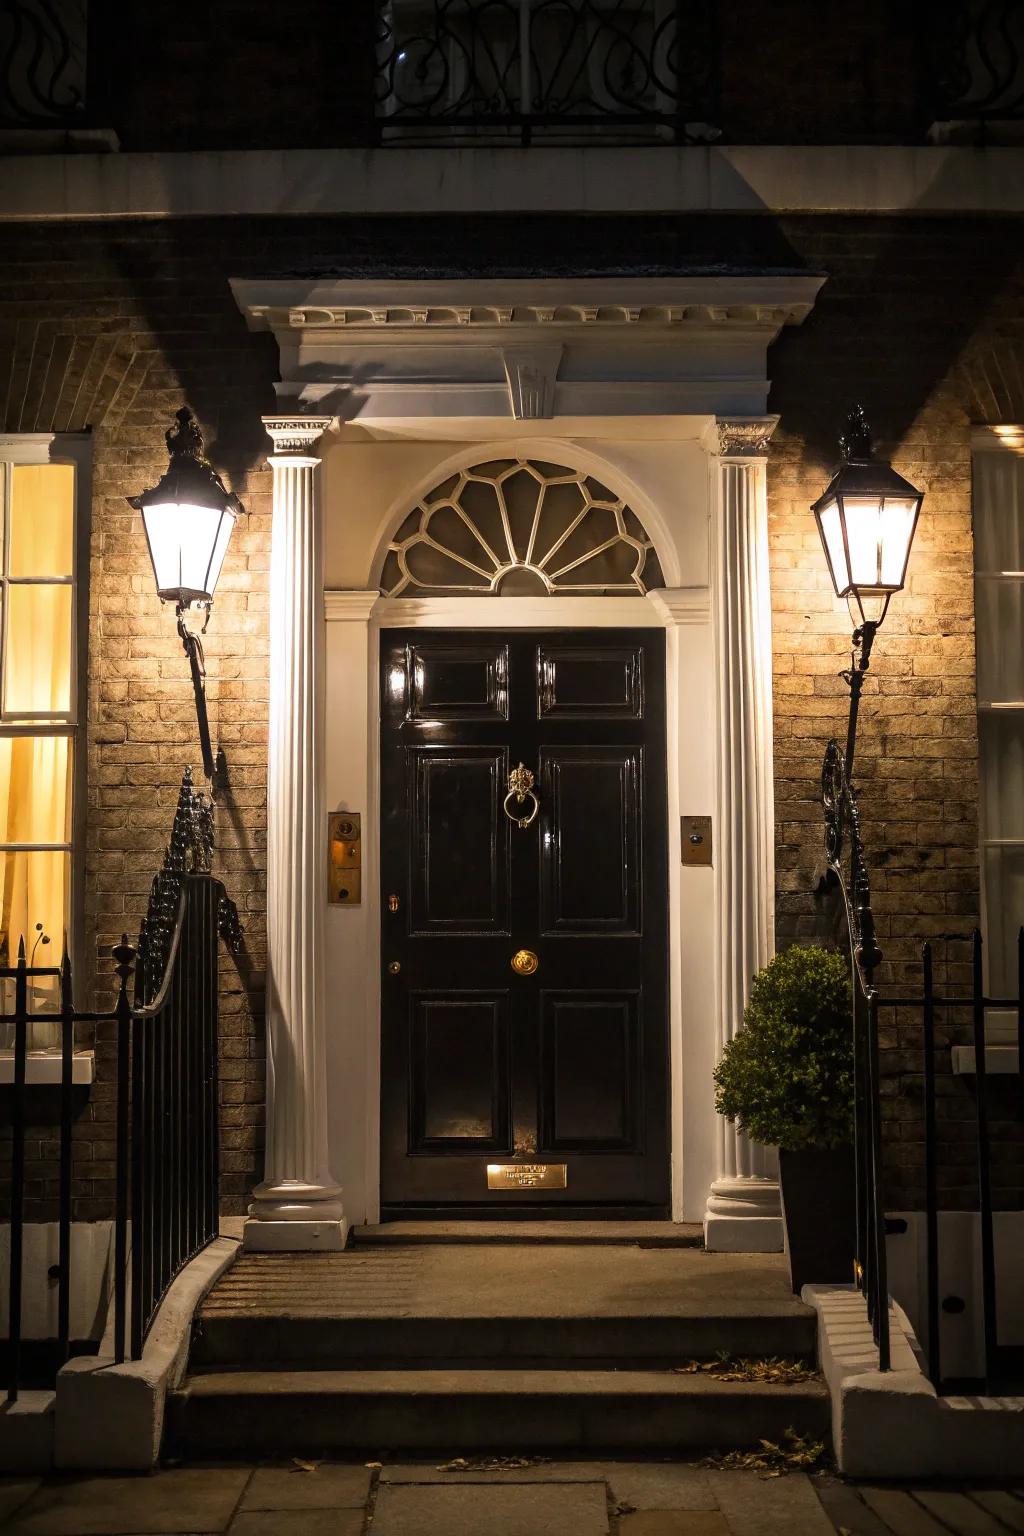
[379,458,664,597]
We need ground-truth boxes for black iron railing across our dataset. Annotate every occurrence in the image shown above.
[3,768,241,1401]
[0,0,88,128]
[823,736,1022,1393]
[374,0,720,145]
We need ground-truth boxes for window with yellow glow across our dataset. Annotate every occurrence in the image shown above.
[0,459,78,1024]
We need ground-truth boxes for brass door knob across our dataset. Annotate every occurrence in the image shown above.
[511,949,539,976]
[387,960,401,975]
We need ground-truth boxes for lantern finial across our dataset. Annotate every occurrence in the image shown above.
[166,406,205,461]
[839,405,873,464]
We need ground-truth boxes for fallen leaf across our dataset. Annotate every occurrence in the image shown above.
[365,1461,383,1471]
[290,1458,320,1473]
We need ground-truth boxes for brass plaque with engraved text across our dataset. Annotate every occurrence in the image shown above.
[487,1163,568,1190]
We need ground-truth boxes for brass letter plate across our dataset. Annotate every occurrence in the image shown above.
[681,815,713,867]
[487,1163,567,1190]
[329,812,361,904]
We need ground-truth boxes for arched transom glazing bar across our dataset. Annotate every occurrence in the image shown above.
[378,457,665,597]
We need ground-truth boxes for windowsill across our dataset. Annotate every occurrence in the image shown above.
[951,1044,1019,1075]
[0,1049,94,1085]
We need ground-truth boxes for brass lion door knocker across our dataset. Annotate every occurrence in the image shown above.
[504,762,540,829]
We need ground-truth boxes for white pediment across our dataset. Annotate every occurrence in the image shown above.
[230,276,824,421]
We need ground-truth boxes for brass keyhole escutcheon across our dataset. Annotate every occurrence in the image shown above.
[511,948,539,976]
[388,894,400,913]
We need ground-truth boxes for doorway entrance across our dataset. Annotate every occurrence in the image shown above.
[379,628,669,1216]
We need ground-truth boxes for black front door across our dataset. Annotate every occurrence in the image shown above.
[379,629,668,1216]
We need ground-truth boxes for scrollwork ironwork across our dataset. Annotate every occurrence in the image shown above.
[821,737,882,988]
[0,0,87,128]
[374,0,719,143]
[926,2,1024,124]
[136,767,226,1005]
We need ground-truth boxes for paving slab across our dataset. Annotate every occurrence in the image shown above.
[914,1490,1013,1536]
[970,1491,1024,1533]
[371,1480,609,1536]
[811,1475,892,1536]
[619,1516,730,1535]
[705,1470,835,1536]
[0,1478,42,1523]
[605,1465,718,1511]
[238,1463,371,1509]
[6,1467,250,1535]
[858,1489,950,1536]
[228,1513,364,1536]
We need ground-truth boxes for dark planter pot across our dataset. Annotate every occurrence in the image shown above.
[778,1145,857,1295]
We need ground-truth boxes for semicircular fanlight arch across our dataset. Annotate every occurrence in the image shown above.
[378,457,664,597]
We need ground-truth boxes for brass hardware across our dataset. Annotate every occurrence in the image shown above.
[329,812,362,903]
[511,948,539,976]
[680,814,713,867]
[487,1163,567,1190]
[387,960,401,975]
[388,894,400,913]
[503,762,540,829]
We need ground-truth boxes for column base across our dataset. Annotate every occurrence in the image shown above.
[703,1175,784,1253]
[244,1179,348,1252]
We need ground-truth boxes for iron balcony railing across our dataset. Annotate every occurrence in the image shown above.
[925,1,1024,129]
[2,768,242,1402]
[374,0,720,145]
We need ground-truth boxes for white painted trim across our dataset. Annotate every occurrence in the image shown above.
[369,595,665,628]
[0,1050,93,1085]
[5,146,1024,221]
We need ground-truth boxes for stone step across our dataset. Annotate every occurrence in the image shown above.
[191,1307,817,1369]
[351,1221,705,1247]
[167,1367,831,1457]
[192,1246,815,1370]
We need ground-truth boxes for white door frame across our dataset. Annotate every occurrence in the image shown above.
[319,426,779,1239]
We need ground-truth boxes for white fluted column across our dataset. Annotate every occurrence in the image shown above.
[704,418,784,1252]
[245,415,345,1251]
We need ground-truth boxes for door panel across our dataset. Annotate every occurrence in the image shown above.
[540,992,640,1151]
[538,643,644,718]
[410,747,510,934]
[410,993,510,1151]
[540,747,641,934]
[380,628,668,1215]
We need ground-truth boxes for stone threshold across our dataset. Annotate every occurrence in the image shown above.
[351,1220,704,1246]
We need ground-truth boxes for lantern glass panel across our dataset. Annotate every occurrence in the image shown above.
[143,501,234,601]
[879,497,918,588]
[817,497,849,594]
[841,495,885,589]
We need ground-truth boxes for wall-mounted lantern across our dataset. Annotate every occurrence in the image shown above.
[128,408,241,796]
[812,405,923,773]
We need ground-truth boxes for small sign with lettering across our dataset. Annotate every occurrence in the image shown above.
[487,1163,568,1190]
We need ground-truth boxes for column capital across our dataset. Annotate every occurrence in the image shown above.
[645,586,711,627]
[715,415,780,459]
[263,415,333,457]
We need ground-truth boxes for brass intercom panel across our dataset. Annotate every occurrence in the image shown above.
[681,815,713,867]
[329,812,361,904]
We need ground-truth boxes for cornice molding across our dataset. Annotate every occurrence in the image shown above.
[716,416,780,458]
[646,586,712,625]
[324,590,380,622]
[263,415,333,456]
[235,278,823,336]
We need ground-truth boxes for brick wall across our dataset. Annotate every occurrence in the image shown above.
[0,210,1021,1220]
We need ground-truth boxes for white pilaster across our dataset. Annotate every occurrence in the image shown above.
[245,415,345,1251]
[704,417,784,1253]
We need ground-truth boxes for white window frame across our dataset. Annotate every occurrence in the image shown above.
[971,426,1024,1055]
[0,433,91,980]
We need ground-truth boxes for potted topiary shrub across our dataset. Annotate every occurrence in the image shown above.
[713,944,855,1293]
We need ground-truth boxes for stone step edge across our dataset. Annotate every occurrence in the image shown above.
[173,1368,829,1398]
